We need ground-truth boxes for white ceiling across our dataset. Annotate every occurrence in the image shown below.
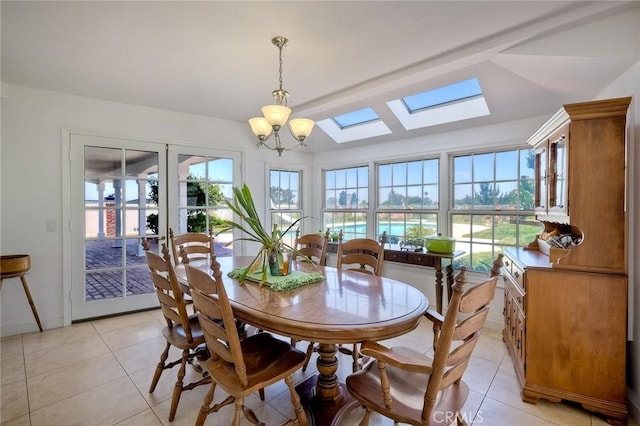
[2,1,639,153]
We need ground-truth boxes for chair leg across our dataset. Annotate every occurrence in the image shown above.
[302,342,316,372]
[149,341,171,393]
[359,407,372,426]
[195,382,216,426]
[258,388,265,401]
[456,412,467,426]
[232,397,244,426]
[285,375,308,426]
[168,349,189,422]
[352,343,361,372]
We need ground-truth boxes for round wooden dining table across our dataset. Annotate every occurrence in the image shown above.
[175,255,429,424]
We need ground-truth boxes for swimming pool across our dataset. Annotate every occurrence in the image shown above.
[328,222,436,238]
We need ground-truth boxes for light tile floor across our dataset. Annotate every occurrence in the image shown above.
[1,309,636,425]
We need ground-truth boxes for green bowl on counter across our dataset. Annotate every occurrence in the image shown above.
[425,234,456,254]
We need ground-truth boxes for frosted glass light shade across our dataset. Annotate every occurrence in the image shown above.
[249,117,273,138]
[288,118,315,141]
[262,105,291,127]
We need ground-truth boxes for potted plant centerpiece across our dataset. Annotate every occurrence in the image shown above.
[224,184,313,285]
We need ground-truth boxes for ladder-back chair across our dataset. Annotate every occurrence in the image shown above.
[143,242,210,422]
[345,266,498,425]
[185,264,308,426]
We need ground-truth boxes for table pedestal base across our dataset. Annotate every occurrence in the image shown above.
[296,375,355,426]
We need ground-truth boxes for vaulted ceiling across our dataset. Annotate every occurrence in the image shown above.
[2,1,638,153]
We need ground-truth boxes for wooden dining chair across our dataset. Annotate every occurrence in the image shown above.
[345,266,498,425]
[185,264,309,426]
[291,228,329,266]
[336,233,385,276]
[144,242,210,422]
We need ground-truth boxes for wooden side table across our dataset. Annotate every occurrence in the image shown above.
[1,254,43,332]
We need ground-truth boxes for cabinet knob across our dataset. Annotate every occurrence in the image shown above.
[517,296,522,304]
[514,271,520,278]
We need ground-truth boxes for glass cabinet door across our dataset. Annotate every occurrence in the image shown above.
[534,144,548,212]
[548,124,569,213]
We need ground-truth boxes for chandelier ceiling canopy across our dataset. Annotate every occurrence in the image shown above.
[248,36,314,156]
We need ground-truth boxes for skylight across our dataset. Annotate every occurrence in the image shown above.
[403,78,483,113]
[333,107,380,129]
[388,77,490,131]
[316,106,391,144]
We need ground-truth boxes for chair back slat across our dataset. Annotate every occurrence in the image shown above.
[186,264,248,386]
[452,307,490,341]
[446,331,480,368]
[459,277,498,313]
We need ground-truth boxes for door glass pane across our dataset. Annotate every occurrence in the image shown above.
[176,154,234,255]
[83,146,158,303]
[86,271,124,300]
[125,150,157,177]
[84,147,121,177]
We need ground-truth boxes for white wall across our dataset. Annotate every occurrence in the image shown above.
[0,83,313,335]
[596,59,640,422]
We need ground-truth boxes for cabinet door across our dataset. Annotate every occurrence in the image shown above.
[534,144,548,212]
[548,125,569,213]
[516,309,526,370]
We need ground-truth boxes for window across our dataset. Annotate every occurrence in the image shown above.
[402,78,483,113]
[377,159,439,248]
[269,169,302,248]
[450,148,539,272]
[176,155,233,236]
[333,107,380,128]
[316,107,391,144]
[323,166,369,241]
[387,77,490,131]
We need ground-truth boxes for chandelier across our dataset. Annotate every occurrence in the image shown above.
[248,36,315,156]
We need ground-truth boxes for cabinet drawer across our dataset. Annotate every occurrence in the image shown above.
[511,262,525,289]
[385,251,407,263]
[504,274,525,312]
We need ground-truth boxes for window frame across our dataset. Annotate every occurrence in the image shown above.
[375,157,440,249]
[321,164,370,241]
[268,168,303,248]
[448,146,537,272]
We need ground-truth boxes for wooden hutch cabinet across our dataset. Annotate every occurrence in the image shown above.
[502,97,631,425]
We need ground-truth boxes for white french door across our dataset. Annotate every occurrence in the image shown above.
[68,133,240,321]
